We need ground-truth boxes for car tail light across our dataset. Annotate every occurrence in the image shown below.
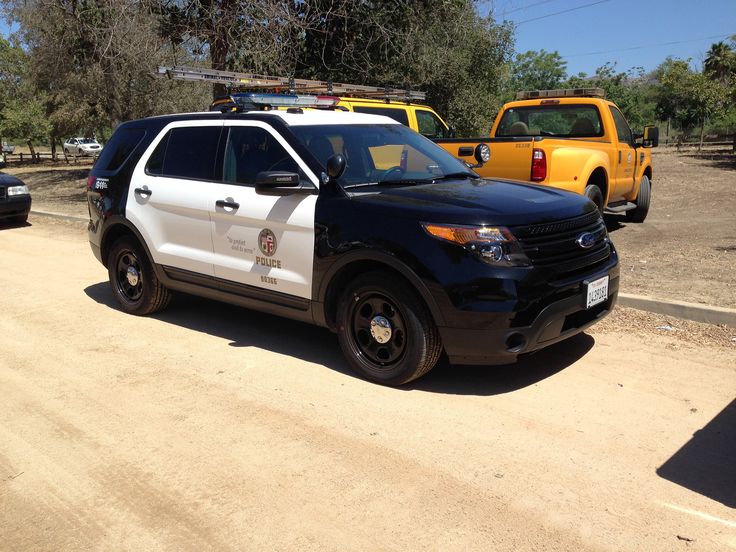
[87,175,96,189]
[531,148,546,182]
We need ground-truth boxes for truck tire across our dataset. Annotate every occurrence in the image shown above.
[584,184,604,212]
[626,175,651,223]
[336,271,442,386]
[108,235,171,315]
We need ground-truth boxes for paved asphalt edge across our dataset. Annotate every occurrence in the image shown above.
[28,210,736,329]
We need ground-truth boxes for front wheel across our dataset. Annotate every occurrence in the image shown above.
[107,236,170,315]
[336,271,442,386]
[626,175,651,223]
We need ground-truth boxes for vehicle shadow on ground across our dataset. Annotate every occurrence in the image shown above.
[84,282,594,396]
[656,399,736,508]
[603,214,627,233]
[0,219,31,230]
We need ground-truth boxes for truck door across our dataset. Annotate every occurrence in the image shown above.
[609,106,636,199]
[208,121,318,300]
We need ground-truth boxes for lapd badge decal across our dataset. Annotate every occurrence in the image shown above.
[258,228,277,257]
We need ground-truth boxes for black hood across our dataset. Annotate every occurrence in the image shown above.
[347,178,597,227]
[0,173,25,187]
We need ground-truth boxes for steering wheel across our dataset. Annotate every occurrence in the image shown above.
[379,166,405,181]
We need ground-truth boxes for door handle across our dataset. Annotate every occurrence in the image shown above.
[134,187,152,197]
[216,199,240,210]
[618,151,622,164]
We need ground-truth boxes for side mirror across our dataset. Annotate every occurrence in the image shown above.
[643,126,659,148]
[326,154,346,180]
[255,171,308,195]
[0,161,6,170]
[447,126,457,139]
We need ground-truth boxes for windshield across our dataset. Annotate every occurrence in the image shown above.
[496,105,603,138]
[291,124,474,187]
[78,138,97,144]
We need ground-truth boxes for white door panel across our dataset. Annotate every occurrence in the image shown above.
[126,120,224,277]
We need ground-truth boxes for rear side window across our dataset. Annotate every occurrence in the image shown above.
[352,106,410,126]
[222,126,303,185]
[415,109,448,139]
[146,126,221,181]
[94,128,146,171]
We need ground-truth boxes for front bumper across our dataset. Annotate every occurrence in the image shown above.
[0,195,31,220]
[438,267,619,365]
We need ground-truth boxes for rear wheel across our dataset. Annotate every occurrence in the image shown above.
[107,236,170,315]
[336,271,442,386]
[584,184,604,212]
[626,174,651,223]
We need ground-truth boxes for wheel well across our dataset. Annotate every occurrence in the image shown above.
[101,224,138,266]
[587,167,608,203]
[323,261,430,330]
[643,166,652,182]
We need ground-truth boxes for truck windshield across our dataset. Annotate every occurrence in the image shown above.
[496,105,603,138]
[291,124,475,187]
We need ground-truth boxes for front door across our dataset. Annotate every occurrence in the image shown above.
[609,106,636,200]
[208,121,318,299]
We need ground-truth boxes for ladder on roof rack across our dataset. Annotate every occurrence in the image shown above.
[156,65,426,103]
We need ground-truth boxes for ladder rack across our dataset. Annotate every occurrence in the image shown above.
[156,66,426,103]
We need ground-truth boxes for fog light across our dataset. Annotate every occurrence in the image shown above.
[480,244,503,262]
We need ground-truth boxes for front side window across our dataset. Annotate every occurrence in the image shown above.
[146,126,221,180]
[416,110,448,139]
[609,107,633,145]
[352,106,410,126]
[222,126,302,185]
[496,105,603,138]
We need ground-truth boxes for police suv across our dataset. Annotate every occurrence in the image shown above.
[87,93,619,385]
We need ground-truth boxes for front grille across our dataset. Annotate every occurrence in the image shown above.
[513,211,611,279]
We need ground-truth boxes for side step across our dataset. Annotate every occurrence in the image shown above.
[605,201,636,213]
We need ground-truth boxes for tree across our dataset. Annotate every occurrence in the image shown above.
[704,40,735,82]
[509,49,567,94]
[0,97,52,156]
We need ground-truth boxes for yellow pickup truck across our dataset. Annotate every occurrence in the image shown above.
[472,89,658,222]
[336,90,658,222]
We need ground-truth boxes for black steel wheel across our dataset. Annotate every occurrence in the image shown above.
[107,236,170,315]
[337,271,442,386]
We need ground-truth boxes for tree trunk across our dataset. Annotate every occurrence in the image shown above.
[698,118,705,152]
[50,136,57,161]
[27,141,37,162]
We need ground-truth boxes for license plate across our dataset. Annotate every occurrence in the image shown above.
[585,276,609,309]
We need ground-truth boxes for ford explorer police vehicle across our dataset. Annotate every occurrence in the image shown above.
[87,93,619,385]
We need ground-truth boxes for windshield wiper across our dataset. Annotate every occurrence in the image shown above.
[429,171,479,182]
[344,179,427,189]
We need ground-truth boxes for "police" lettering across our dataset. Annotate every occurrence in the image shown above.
[256,256,282,269]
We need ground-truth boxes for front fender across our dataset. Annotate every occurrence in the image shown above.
[548,147,610,197]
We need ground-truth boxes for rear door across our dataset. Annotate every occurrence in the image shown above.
[207,121,318,299]
[126,121,222,277]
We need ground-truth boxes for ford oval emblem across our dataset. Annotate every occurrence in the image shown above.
[576,232,596,249]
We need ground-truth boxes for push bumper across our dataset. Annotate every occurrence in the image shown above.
[439,271,619,365]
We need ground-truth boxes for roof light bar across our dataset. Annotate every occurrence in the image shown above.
[516,88,606,100]
[210,93,340,112]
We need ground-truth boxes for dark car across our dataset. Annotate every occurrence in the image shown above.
[86,98,618,386]
[0,161,31,224]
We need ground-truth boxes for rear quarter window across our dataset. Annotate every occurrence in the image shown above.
[93,128,146,171]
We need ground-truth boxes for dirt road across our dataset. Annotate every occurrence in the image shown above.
[1,218,735,551]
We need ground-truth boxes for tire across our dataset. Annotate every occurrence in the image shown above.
[336,271,442,386]
[64,148,69,156]
[584,184,604,212]
[107,236,170,315]
[626,174,651,223]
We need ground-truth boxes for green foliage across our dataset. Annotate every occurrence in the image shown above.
[509,49,567,95]
[0,96,51,144]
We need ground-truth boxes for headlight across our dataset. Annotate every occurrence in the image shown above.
[422,222,529,266]
[7,185,29,196]
[475,143,491,164]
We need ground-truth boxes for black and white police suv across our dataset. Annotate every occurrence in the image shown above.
[87,93,619,385]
